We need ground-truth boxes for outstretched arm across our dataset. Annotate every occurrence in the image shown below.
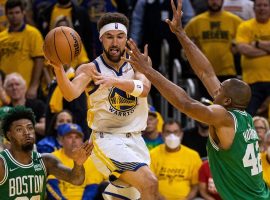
[42,141,93,185]
[166,0,220,98]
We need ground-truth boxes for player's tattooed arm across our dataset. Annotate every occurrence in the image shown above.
[42,153,85,185]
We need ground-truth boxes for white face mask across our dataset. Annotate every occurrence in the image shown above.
[165,133,181,149]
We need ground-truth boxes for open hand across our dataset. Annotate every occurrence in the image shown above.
[70,140,93,166]
[122,39,152,74]
[165,0,184,35]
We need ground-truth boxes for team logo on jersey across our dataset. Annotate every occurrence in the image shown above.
[108,87,137,116]
[34,164,42,172]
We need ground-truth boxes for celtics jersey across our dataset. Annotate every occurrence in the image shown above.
[0,149,47,200]
[207,110,270,200]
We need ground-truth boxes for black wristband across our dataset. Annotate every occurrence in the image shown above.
[255,40,260,48]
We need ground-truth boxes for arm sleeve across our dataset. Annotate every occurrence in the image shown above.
[46,179,67,200]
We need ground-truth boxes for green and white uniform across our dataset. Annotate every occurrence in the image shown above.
[0,149,47,200]
[207,109,270,200]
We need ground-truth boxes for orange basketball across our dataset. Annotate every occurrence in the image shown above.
[43,26,82,65]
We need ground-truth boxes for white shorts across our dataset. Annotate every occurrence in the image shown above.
[90,131,150,183]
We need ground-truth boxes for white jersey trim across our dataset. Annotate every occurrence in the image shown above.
[0,154,8,185]
[5,149,33,168]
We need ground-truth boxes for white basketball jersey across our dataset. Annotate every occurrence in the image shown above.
[86,55,148,133]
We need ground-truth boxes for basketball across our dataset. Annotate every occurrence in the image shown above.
[43,26,82,65]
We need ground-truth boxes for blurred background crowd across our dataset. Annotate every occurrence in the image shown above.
[0,0,269,199]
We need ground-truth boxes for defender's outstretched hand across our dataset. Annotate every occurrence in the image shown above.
[165,0,184,35]
[70,140,93,166]
[122,39,152,74]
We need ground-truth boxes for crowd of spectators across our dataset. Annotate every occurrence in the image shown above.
[0,0,269,199]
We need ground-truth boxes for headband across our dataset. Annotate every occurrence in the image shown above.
[99,23,127,38]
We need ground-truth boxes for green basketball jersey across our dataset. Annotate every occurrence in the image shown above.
[0,149,47,200]
[207,109,270,200]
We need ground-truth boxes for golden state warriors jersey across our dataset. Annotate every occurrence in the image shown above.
[86,55,148,134]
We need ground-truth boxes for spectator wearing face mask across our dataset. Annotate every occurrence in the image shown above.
[150,119,202,200]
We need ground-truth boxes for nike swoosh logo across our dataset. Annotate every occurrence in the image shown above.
[10,167,19,172]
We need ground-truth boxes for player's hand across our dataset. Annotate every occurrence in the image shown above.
[93,73,118,89]
[122,39,152,74]
[165,0,184,35]
[70,140,93,166]
[46,59,63,69]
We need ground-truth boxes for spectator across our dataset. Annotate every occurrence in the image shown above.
[0,69,10,106]
[223,0,255,20]
[236,0,270,116]
[0,0,7,31]
[183,98,213,159]
[78,0,129,57]
[47,123,104,200]
[261,131,270,188]
[184,0,242,98]
[150,119,202,200]
[253,116,269,152]
[35,0,93,60]
[0,0,44,99]
[3,73,46,139]
[37,109,73,153]
[199,160,222,200]
[143,108,164,150]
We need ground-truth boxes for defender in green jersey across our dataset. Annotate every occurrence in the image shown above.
[0,106,93,200]
[122,0,270,199]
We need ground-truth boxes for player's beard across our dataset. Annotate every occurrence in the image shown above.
[103,45,125,63]
[21,143,34,152]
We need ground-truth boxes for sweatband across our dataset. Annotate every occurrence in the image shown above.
[130,80,143,97]
[99,23,127,38]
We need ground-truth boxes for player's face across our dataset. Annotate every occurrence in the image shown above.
[213,81,229,105]
[54,111,73,129]
[254,120,268,142]
[7,119,35,152]
[254,0,270,23]
[5,77,27,101]
[6,6,25,27]
[61,132,83,154]
[208,0,223,12]
[101,30,127,63]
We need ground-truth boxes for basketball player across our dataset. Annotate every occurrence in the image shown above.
[48,12,159,200]
[0,106,92,200]
[123,0,270,199]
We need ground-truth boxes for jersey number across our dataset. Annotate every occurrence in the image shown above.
[242,142,262,176]
[15,195,40,200]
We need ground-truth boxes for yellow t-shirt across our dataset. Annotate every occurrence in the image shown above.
[261,152,270,188]
[236,19,270,84]
[70,43,89,68]
[50,5,72,30]
[0,24,44,87]
[185,11,242,76]
[0,0,7,32]
[47,148,105,200]
[150,144,202,200]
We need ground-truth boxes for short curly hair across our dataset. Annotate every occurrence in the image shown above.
[2,106,36,140]
[97,12,129,32]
